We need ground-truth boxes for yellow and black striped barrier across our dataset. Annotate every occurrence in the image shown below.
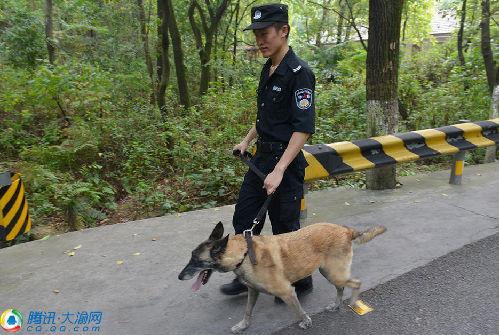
[0,171,32,243]
[298,118,499,222]
[302,119,499,181]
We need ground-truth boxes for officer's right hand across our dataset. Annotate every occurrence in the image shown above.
[232,141,249,157]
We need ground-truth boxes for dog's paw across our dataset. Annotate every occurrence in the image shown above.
[325,303,340,312]
[231,320,249,334]
[298,315,312,329]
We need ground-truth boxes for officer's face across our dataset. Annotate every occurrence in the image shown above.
[253,25,288,58]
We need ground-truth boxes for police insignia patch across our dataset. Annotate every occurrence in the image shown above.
[295,88,313,110]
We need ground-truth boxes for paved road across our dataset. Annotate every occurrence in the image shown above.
[273,232,499,335]
[0,162,498,335]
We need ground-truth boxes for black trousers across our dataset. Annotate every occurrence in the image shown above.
[232,149,307,235]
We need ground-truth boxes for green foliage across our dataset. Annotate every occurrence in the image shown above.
[399,41,491,130]
[0,0,495,243]
[0,8,46,67]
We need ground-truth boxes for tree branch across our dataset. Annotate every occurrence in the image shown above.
[309,0,368,48]
[188,1,204,50]
[344,0,367,51]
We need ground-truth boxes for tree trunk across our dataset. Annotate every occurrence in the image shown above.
[317,0,331,47]
[484,83,498,162]
[401,1,408,41]
[164,0,190,108]
[188,0,230,95]
[137,0,156,104]
[336,0,345,44]
[457,0,467,67]
[44,0,55,65]
[481,0,497,162]
[365,0,404,190]
[199,41,213,95]
[480,0,495,94]
[157,0,171,115]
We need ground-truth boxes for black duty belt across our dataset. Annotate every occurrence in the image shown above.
[256,140,288,153]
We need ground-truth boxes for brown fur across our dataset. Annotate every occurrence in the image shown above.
[180,222,386,333]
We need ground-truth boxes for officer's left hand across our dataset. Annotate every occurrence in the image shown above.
[263,169,284,195]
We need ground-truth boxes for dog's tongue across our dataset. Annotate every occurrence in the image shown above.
[191,271,205,291]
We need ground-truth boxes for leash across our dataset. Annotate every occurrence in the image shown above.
[233,149,274,265]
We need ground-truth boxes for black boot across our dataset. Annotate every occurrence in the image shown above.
[274,276,313,304]
[294,275,313,294]
[220,277,248,295]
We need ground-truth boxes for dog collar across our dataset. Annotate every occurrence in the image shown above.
[234,252,248,270]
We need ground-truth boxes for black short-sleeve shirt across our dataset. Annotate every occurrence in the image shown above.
[255,47,316,143]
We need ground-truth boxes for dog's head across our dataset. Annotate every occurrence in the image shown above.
[178,221,229,291]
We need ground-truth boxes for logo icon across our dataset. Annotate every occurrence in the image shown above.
[0,309,23,333]
[295,88,313,110]
[253,10,262,20]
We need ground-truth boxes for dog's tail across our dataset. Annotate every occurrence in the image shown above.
[351,226,386,244]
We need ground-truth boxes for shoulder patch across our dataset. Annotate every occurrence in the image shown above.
[295,88,313,110]
[292,65,302,73]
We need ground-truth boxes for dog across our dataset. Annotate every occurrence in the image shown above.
[178,222,386,333]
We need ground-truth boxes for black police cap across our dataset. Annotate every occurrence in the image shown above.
[243,3,288,31]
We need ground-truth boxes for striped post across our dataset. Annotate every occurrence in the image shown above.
[299,183,308,226]
[0,172,10,248]
[449,151,466,185]
[0,171,32,243]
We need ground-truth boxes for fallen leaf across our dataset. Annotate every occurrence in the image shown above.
[53,289,60,294]
[133,252,141,256]
[116,260,124,265]
[67,252,75,257]
[151,238,158,241]
[441,193,448,197]
[369,200,375,203]
[73,245,82,250]
[40,235,51,241]
[344,202,350,206]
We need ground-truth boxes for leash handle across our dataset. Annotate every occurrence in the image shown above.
[232,149,267,181]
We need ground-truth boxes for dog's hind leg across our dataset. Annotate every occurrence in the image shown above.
[319,267,346,312]
[278,288,312,329]
[231,288,259,334]
[327,285,344,312]
[345,278,361,306]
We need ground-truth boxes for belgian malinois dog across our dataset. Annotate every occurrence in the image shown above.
[178,222,386,333]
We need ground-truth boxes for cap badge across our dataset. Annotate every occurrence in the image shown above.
[253,10,262,20]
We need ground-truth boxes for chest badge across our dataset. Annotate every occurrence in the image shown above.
[272,85,282,92]
[295,88,313,110]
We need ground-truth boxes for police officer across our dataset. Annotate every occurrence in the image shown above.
[220,4,315,302]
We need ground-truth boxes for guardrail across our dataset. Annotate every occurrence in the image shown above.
[0,172,32,246]
[299,118,499,223]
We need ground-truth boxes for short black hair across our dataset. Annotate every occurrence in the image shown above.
[273,22,290,39]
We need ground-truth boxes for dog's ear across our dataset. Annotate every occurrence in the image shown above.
[211,234,229,258]
[209,221,224,241]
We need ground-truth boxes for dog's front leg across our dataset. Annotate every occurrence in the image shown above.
[231,288,259,334]
[279,290,312,329]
